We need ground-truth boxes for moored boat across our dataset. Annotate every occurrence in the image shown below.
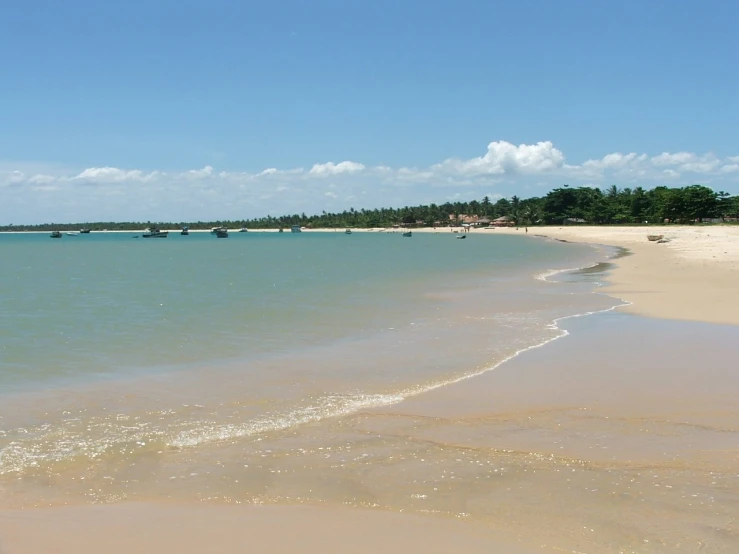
[238,227,248,233]
[142,227,168,238]
[79,229,91,234]
[50,231,62,238]
[212,226,228,238]
[66,231,80,236]
[402,231,412,237]
[345,228,352,234]
[181,226,189,236]
[291,225,302,233]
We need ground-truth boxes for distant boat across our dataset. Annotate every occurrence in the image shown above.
[212,226,228,238]
[142,227,168,238]
[238,227,248,233]
[291,225,302,233]
[456,235,467,239]
[345,229,352,234]
[402,231,412,237]
[278,228,284,233]
[181,226,189,236]
[50,231,62,238]
[79,229,91,234]
[66,231,80,236]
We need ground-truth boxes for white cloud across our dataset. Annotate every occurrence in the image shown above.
[433,141,565,176]
[74,167,160,182]
[2,140,738,223]
[582,152,648,170]
[651,152,697,166]
[184,166,213,179]
[28,174,56,184]
[309,161,365,176]
[255,167,304,177]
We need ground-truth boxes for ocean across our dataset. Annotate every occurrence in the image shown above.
[0,230,619,507]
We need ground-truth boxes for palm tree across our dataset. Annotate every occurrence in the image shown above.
[523,204,542,226]
[510,196,521,227]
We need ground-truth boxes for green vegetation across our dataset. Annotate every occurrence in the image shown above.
[2,184,738,231]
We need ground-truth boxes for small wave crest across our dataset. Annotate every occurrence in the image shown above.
[168,392,404,448]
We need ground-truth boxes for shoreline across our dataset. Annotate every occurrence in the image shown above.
[490,225,739,326]
[2,226,738,552]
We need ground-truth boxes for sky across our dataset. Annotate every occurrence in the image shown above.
[2,0,738,223]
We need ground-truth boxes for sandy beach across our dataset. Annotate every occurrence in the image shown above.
[486,225,739,326]
[315,223,739,324]
[0,503,548,554]
[1,225,738,553]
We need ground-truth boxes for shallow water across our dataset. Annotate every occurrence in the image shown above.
[0,231,615,487]
[10,231,711,552]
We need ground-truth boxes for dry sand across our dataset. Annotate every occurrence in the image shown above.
[488,225,739,326]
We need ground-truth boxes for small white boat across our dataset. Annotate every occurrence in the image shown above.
[291,225,302,233]
[66,231,80,236]
[239,228,248,233]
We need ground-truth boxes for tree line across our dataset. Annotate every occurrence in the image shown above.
[2,184,738,231]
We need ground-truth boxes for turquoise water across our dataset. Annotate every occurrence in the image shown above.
[0,230,622,505]
[0,231,600,391]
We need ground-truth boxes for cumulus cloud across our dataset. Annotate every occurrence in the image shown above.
[74,167,160,182]
[309,161,365,176]
[651,152,697,166]
[433,141,565,176]
[184,166,214,179]
[2,140,738,223]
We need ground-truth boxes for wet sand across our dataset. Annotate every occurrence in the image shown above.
[3,313,737,553]
[0,503,547,554]
[373,312,739,552]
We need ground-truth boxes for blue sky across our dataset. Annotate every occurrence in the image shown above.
[2,0,738,223]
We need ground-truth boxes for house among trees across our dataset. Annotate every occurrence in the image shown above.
[448,214,491,227]
[493,216,515,227]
